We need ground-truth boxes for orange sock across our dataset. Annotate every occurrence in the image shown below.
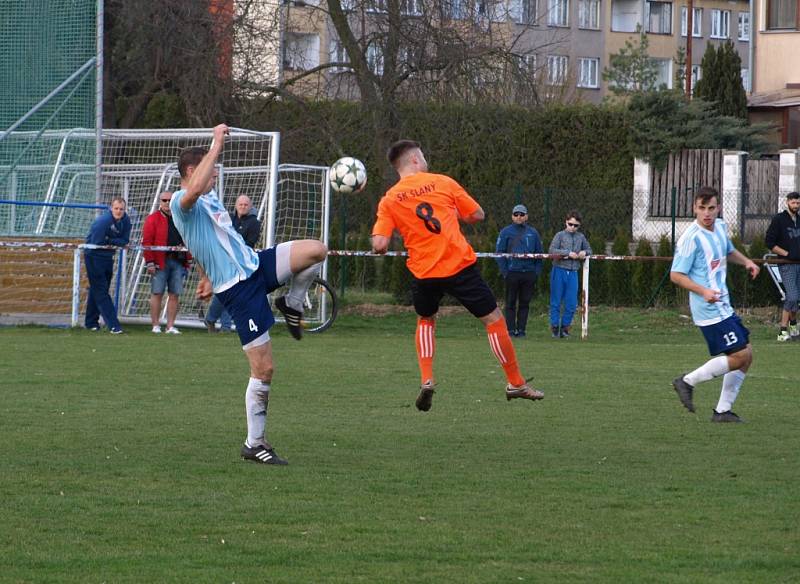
[486,317,525,387]
[415,317,436,384]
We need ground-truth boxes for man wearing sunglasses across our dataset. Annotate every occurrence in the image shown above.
[142,192,192,334]
[548,210,591,338]
[495,204,543,338]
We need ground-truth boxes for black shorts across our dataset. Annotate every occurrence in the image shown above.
[412,263,497,318]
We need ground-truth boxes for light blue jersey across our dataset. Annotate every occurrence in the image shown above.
[671,219,735,326]
[170,189,259,293]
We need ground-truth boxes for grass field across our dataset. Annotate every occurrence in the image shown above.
[1,308,798,583]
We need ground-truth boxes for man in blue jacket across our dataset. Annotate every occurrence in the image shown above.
[495,204,543,337]
[84,197,131,333]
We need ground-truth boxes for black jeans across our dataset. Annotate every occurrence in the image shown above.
[504,271,537,333]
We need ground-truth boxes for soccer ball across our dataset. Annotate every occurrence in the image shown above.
[329,157,367,194]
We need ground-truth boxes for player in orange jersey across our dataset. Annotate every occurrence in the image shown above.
[371,139,544,411]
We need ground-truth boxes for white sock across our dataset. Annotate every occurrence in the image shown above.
[245,377,270,448]
[684,355,730,386]
[286,262,321,312]
[716,370,746,413]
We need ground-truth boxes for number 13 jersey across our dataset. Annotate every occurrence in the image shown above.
[372,172,480,279]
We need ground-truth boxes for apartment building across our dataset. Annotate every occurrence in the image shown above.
[260,0,753,103]
[747,0,800,147]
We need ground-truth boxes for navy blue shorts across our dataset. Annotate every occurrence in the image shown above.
[412,263,497,318]
[215,248,280,349]
[700,314,750,356]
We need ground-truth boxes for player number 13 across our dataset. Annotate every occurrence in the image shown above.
[723,331,738,346]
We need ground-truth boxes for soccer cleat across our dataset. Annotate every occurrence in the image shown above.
[505,381,544,401]
[416,380,436,412]
[152,325,162,334]
[789,323,799,337]
[275,296,303,340]
[777,330,791,342]
[204,320,217,333]
[110,328,124,335]
[711,409,744,423]
[672,375,695,412]
[165,326,181,334]
[241,443,288,465]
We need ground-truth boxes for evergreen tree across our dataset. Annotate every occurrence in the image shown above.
[694,42,747,119]
[602,29,662,96]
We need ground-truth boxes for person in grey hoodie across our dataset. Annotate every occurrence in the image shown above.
[548,210,591,338]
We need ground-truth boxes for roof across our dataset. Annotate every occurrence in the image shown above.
[748,88,800,108]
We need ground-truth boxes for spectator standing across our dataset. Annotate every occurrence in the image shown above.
[548,210,591,338]
[84,197,131,333]
[495,204,543,337]
[142,192,192,334]
[765,191,800,341]
[204,195,262,332]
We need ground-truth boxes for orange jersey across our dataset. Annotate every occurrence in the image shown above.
[372,172,480,279]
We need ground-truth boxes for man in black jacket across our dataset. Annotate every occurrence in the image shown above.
[232,195,261,248]
[765,191,800,341]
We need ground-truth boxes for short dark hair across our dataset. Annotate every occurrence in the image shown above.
[566,210,582,223]
[695,186,719,205]
[787,191,800,200]
[387,139,420,168]
[178,147,208,179]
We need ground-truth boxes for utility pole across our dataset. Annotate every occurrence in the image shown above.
[686,0,694,97]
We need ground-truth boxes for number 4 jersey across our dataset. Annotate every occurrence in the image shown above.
[373,172,480,279]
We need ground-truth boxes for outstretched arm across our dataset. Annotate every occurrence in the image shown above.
[180,124,229,211]
[728,249,760,279]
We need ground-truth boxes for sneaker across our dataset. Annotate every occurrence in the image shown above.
[790,324,799,338]
[416,380,436,412]
[152,325,162,334]
[672,375,695,412]
[505,381,544,401]
[110,328,124,335]
[516,331,526,338]
[551,326,560,339]
[165,327,181,335]
[275,296,303,340]
[204,320,217,334]
[560,328,570,338]
[86,325,100,331]
[711,409,744,423]
[777,330,791,342]
[241,443,288,465]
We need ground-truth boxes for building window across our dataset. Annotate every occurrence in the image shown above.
[768,0,798,29]
[477,0,509,21]
[548,0,569,26]
[681,7,702,37]
[366,0,388,13]
[283,33,320,71]
[444,0,468,19]
[741,68,750,91]
[509,0,537,23]
[737,12,750,40]
[577,57,599,88]
[367,44,384,76]
[646,1,672,34]
[547,54,568,85]
[578,0,600,28]
[341,0,357,9]
[710,9,730,38]
[691,64,701,92]
[328,40,351,73]
[650,57,672,89]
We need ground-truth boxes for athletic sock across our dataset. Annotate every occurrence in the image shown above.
[717,370,746,412]
[245,377,270,448]
[286,262,322,312]
[415,317,436,384]
[684,355,730,386]
[486,318,525,387]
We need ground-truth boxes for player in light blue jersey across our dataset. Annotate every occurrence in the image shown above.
[171,124,327,464]
[670,187,760,423]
